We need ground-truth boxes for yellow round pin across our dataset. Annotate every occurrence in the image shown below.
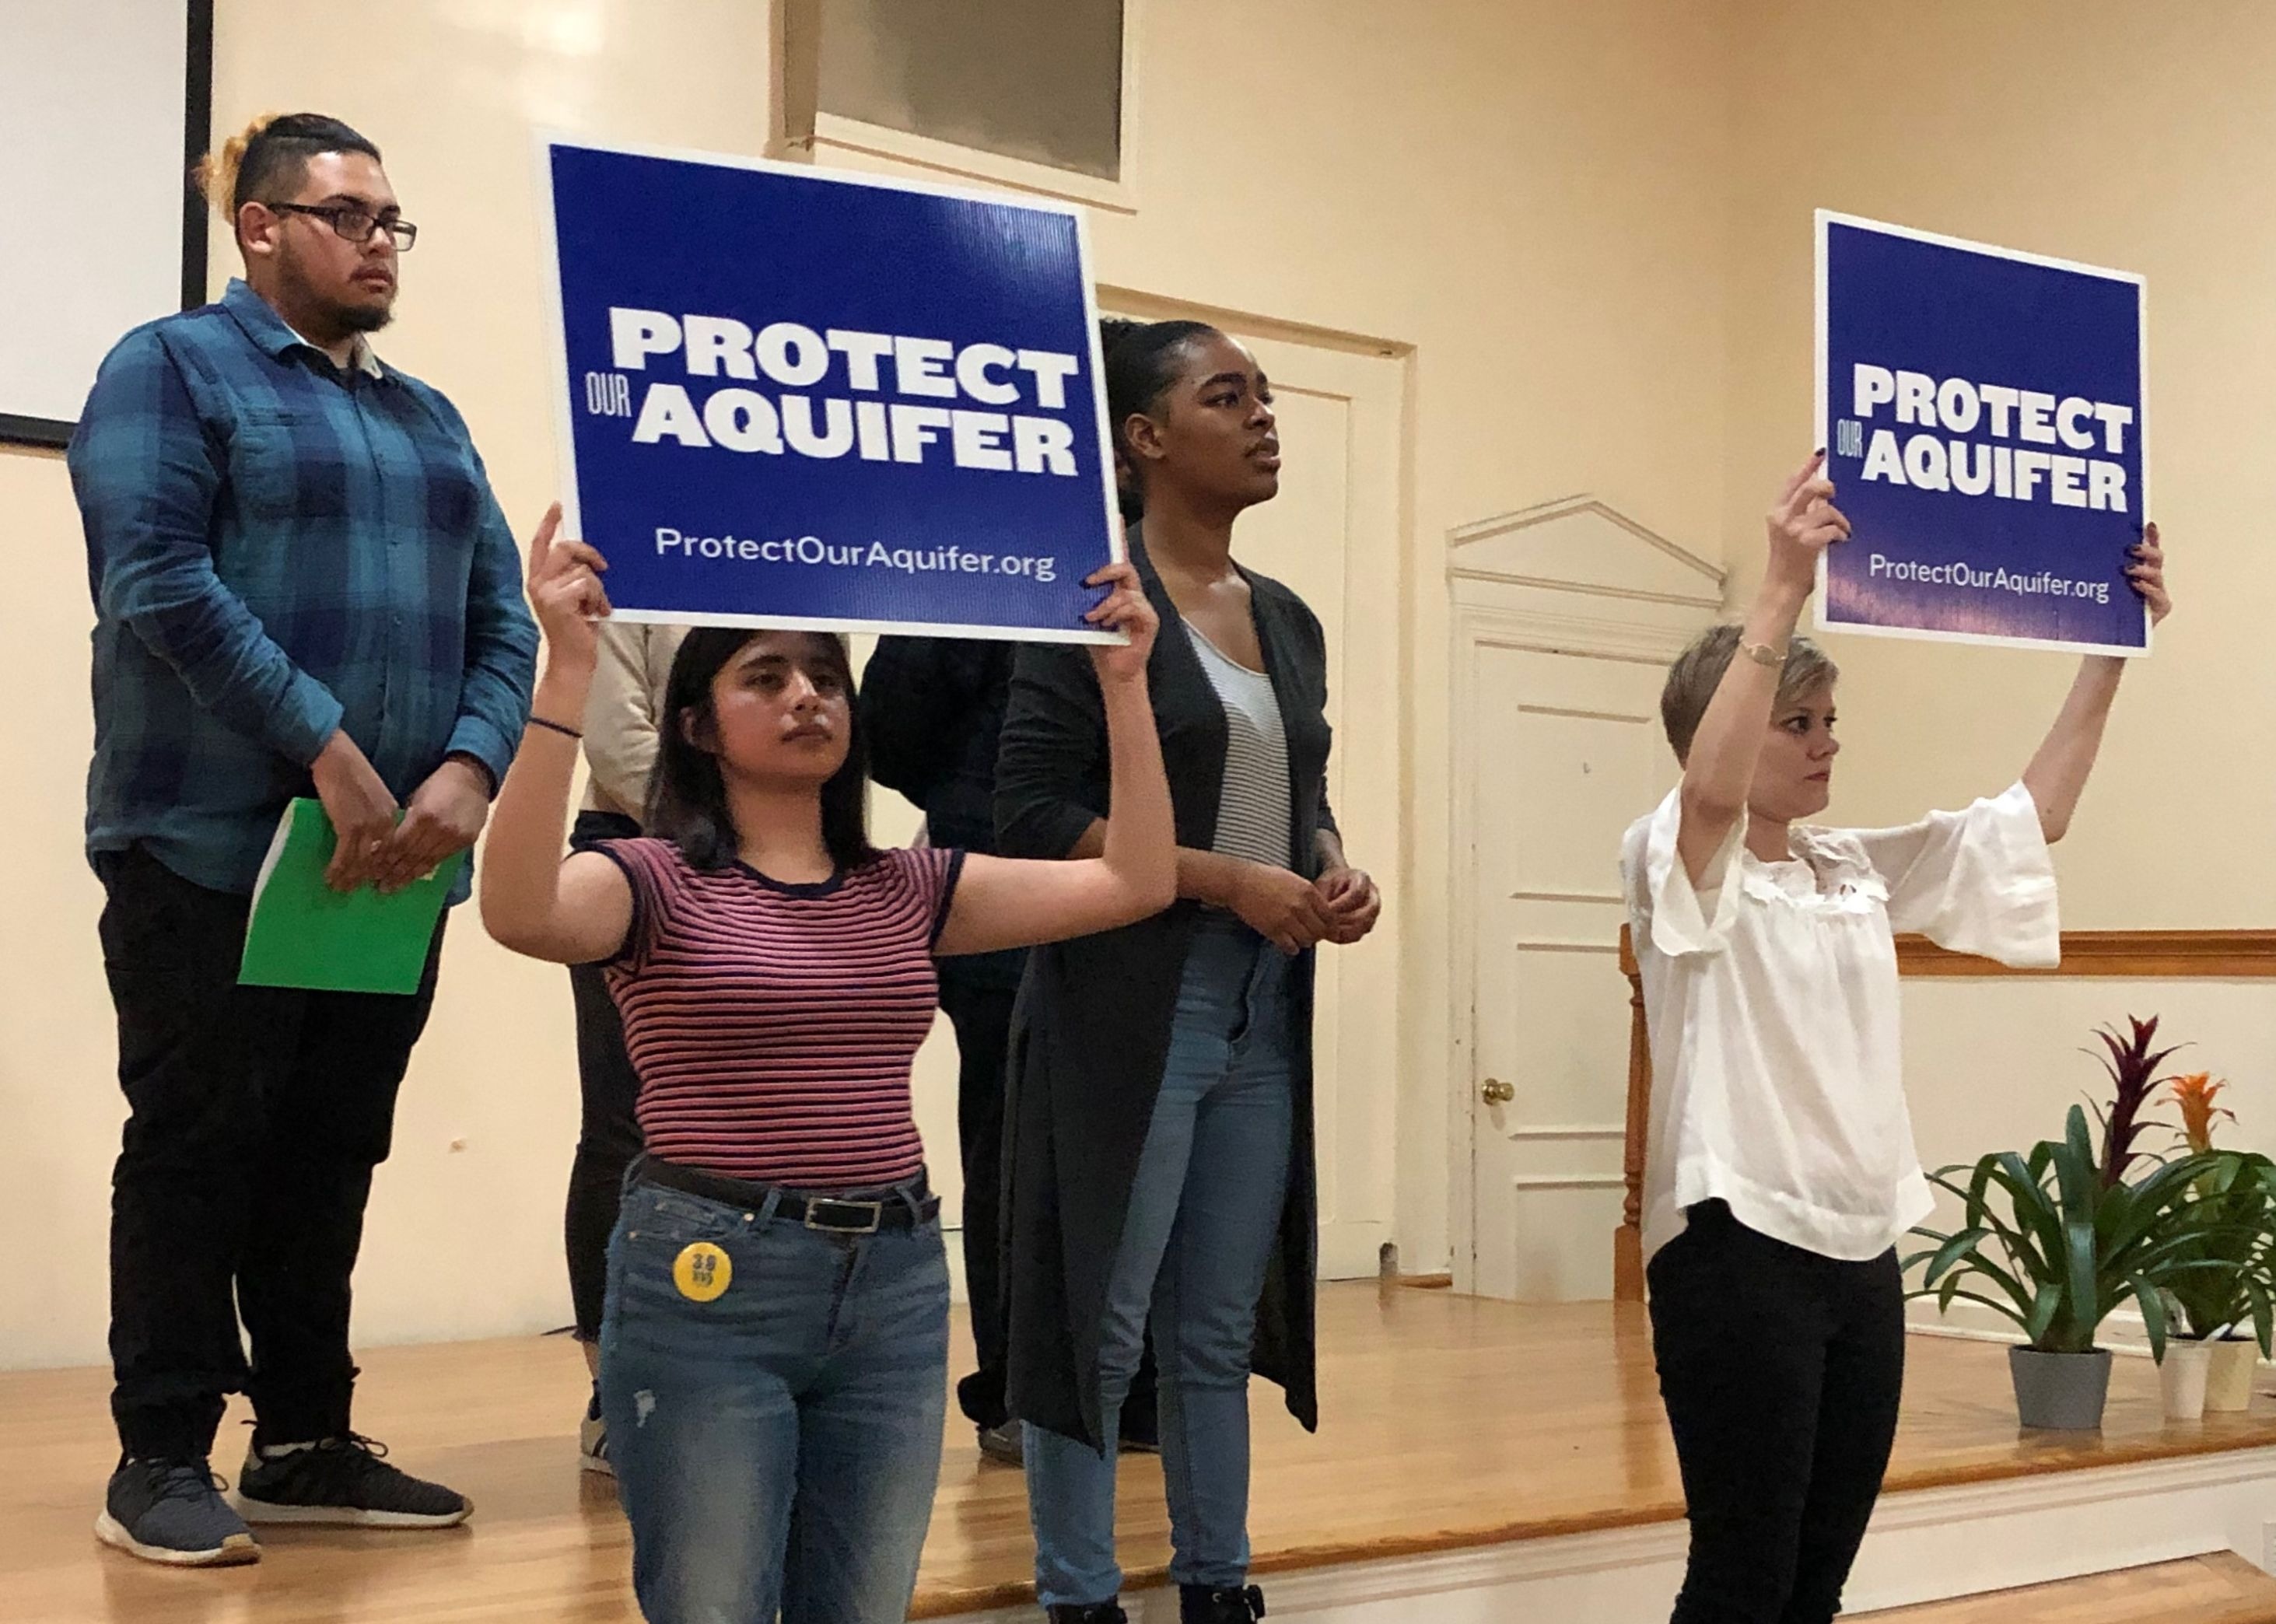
[672,1241,731,1303]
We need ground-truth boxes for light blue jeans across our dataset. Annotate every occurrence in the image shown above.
[1024,919,1298,1606]
[600,1173,950,1624]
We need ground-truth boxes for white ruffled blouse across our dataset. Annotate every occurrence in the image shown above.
[1619,782,2060,1265]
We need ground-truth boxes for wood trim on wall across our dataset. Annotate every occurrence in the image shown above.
[1613,928,2276,1301]
[1896,929,2276,978]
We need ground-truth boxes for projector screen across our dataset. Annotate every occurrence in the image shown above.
[0,0,212,447]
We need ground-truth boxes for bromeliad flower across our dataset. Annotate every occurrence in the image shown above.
[2089,1015,2183,1186]
[2167,1072,2236,1156]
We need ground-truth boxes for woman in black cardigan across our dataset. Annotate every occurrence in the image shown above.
[996,320,1381,1624]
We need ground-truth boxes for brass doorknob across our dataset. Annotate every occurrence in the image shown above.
[1481,1078,1514,1105]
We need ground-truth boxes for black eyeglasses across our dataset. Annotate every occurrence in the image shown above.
[267,201,418,252]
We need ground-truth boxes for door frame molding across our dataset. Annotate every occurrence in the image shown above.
[1445,499,1721,1293]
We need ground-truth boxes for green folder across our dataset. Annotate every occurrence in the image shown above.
[238,799,461,995]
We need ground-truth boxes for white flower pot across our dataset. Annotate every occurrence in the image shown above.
[2206,1339,2260,1412]
[2159,1340,2213,1422]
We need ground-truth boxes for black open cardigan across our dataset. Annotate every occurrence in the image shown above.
[992,529,1337,1449]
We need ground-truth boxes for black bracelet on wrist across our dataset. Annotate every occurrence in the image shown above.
[527,715,583,741]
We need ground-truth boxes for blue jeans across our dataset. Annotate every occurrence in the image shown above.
[600,1173,951,1624]
[1024,919,1297,1606]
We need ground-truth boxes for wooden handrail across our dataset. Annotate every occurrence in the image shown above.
[1612,927,2276,1301]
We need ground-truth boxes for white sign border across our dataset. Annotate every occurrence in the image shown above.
[1811,208,2152,660]
[532,131,1126,646]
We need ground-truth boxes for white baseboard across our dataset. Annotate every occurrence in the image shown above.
[1910,1297,2272,1363]
[926,1449,2276,1622]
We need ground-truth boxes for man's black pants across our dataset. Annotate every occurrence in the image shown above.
[563,810,645,1345]
[98,844,444,1461]
[1647,1200,1907,1624]
[941,975,1016,1430]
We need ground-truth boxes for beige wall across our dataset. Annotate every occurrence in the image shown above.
[1717,2,2276,1266]
[1722,0,2270,927]
[0,0,1740,1366]
[22,0,2241,1364]
[0,0,787,1369]
[1098,1,1740,1272]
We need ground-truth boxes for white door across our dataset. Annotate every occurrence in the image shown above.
[1447,502,1721,1300]
[869,319,1407,1290]
[1463,639,1673,1299]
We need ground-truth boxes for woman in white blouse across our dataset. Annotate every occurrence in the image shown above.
[1621,450,2171,1624]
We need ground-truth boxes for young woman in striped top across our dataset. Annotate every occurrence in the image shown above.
[481,509,1176,1624]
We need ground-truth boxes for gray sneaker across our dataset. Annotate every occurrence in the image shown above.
[977,1421,1024,1466]
[96,1456,261,1567]
[579,1394,612,1476]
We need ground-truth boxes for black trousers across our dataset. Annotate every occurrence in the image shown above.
[565,958,644,1342]
[891,971,1159,1438]
[564,809,645,1344]
[940,975,1016,1429]
[1646,1201,1906,1624]
[97,844,445,1461]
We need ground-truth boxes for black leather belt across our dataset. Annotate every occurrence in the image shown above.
[635,1155,938,1234]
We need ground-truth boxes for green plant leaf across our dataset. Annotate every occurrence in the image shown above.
[2064,1103,2098,1188]
[1910,1285,2038,1338]
[2026,1279,2062,1346]
[2131,1274,2169,1360]
[1918,1227,1993,1288]
[2070,1229,2103,1339]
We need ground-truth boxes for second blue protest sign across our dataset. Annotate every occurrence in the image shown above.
[539,138,1120,641]
[1815,211,2148,655]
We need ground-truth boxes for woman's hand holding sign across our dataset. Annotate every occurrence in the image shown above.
[1767,449,1853,599]
[526,502,614,677]
[1084,561,1159,687]
[2126,522,2169,625]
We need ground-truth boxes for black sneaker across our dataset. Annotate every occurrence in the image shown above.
[236,1434,471,1528]
[96,1456,260,1566]
[1179,1584,1266,1623]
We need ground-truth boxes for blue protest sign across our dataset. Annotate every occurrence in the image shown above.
[1815,212,2148,655]
[538,138,1119,642]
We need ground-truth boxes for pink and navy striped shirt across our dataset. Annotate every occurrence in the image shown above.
[597,839,964,1190]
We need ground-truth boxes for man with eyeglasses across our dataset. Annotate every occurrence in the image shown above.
[68,111,536,1567]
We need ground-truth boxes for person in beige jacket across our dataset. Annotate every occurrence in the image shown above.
[565,619,685,1473]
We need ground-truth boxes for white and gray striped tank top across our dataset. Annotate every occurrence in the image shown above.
[1185,621,1294,870]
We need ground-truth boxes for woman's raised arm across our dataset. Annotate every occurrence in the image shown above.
[479,506,636,964]
[2021,524,2170,844]
[1677,451,1850,882]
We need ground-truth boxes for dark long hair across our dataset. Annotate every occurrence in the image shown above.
[645,628,877,873]
[1098,317,1219,521]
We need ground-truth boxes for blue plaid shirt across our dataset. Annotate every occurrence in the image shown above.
[70,278,537,896]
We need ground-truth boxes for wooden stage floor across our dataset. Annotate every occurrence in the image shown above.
[10,1282,2276,1622]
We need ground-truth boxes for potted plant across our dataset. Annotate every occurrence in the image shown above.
[1909,1105,2230,1427]
[1907,1018,2247,1430]
[2158,1074,2275,1414]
